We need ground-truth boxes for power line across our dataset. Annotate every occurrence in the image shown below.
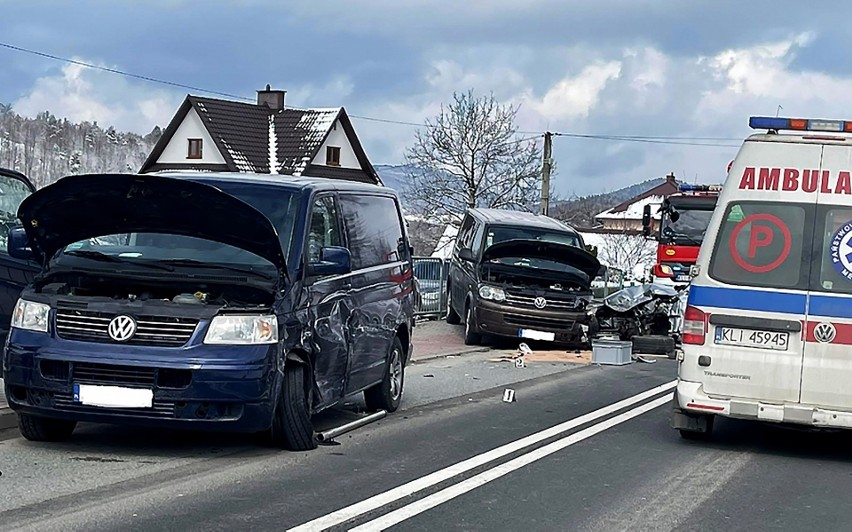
[0,39,741,149]
[0,41,254,102]
[551,131,739,148]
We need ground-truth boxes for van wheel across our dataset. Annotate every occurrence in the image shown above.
[365,336,405,413]
[18,414,76,442]
[446,289,461,324]
[268,364,317,451]
[464,303,481,346]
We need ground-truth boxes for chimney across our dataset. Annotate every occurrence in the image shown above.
[257,84,286,110]
[665,172,676,183]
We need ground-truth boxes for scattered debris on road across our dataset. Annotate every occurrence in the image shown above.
[502,389,516,403]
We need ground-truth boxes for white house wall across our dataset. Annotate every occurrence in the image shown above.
[157,108,226,164]
[311,121,360,169]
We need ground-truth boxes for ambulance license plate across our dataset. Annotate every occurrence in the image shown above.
[714,326,789,351]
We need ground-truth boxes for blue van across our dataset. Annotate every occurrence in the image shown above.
[1,172,416,450]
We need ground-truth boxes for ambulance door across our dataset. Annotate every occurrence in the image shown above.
[800,144,852,409]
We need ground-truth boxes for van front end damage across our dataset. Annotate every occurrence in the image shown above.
[471,239,600,345]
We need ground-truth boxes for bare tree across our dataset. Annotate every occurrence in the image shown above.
[402,90,543,222]
[596,222,657,281]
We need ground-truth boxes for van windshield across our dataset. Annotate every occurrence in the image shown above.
[56,185,301,275]
[485,225,580,249]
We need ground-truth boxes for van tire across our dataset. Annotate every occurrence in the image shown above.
[365,336,405,413]
[268,364,317,451]
[446,290,461,324]
[18,414,76,442]
[464,303,481,346]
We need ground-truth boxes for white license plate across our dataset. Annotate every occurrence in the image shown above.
[518,328,555,342]
[675,274,691,282]
[73,383,153,408]
[714,326,789,351]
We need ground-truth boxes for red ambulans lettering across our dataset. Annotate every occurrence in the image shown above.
[738,167,852,194]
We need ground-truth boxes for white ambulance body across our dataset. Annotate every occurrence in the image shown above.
[673,116,852,438]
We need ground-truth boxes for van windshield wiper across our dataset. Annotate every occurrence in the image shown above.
[157,259,276,280]
[63,250,175,271]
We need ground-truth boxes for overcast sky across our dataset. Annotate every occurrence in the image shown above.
[1,1,849,196]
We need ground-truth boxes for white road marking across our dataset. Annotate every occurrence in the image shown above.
[288,380,677,532]
[351,393,674,531]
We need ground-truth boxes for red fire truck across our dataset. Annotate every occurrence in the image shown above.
[642,184,721,287]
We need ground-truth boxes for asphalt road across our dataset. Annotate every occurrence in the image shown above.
[3,355,852,531]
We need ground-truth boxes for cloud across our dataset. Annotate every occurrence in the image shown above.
[13,59,181,133]
[527,61,622,120]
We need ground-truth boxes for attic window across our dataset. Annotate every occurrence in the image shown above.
[326,146,341,167]
[187,139,203,159]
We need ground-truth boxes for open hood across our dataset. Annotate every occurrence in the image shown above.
[18,173,286,270]
[481,239,601,279]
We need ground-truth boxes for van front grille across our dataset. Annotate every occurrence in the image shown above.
[72,362,156,386]
[55,310,198,347]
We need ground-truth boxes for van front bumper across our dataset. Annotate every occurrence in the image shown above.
[472,302,590,344]
[675,379,852,429]
[3,341,279,433]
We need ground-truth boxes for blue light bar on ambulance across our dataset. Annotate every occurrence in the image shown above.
[679,184,722,192]
[749,116,852,133]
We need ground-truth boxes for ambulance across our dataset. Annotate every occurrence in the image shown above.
[673,115,852,438]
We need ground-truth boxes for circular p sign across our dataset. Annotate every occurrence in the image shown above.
[728,214,792,273]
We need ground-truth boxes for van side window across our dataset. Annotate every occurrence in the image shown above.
[307,196,342,263]
[339,195,406,270]
[455,214,476,253]
[815,207,852,294]
[709,202,809,289]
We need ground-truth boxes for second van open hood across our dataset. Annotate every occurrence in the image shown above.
[17,173,287,270]
[481,239,601,280]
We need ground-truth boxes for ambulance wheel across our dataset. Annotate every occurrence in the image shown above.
[679,416,715,441]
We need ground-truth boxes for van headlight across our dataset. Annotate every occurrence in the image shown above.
[204,315,278,345]
[11,299,50,333]
[478,285,506,302]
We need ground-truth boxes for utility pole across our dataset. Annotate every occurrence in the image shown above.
[540,131,552,216]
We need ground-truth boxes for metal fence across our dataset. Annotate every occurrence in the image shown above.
[413,257,448,318]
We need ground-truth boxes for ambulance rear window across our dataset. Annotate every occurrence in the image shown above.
[815,207,852,294]
[709,202,810,289]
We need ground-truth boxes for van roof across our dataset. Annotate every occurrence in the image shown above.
[468,208,578,233]
[150,171,393,195]
[745,132,852,146]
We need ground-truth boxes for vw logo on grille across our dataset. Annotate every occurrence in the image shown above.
[814,322,837,344]
[533,297,547,309]
[108,315,137,342]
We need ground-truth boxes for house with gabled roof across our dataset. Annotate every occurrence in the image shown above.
[140,85,381,184]
[594,172,681,232]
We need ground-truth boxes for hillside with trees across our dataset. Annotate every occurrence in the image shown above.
[0,105,162,188]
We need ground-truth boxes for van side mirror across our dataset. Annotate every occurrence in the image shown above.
[669,210,680,223]
[307,246,351,277]
[7,227,33,260]
[458,248,475,262]
[641,205,652,237]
